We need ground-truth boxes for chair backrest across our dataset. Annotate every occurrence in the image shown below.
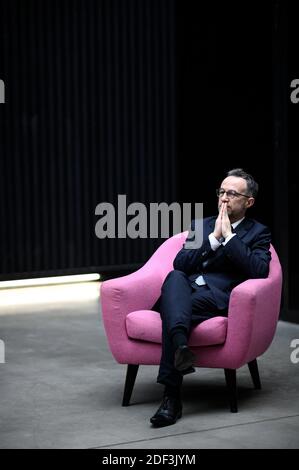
[145,233,282,291]
[268,244,283,283]
[265,244,283,326]
[142,231,188,282]
[259,243,283,343]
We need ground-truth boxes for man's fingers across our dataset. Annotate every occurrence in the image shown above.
[217,205,222,220]
[219,202,224,217]
[222,202,229,218]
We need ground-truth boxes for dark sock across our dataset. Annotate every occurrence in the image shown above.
[171,329,187,350]
[164,385,181,399]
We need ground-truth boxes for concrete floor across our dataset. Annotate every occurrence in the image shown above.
[0,282,299,449]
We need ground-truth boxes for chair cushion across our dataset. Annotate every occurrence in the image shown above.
[126,310,227,346]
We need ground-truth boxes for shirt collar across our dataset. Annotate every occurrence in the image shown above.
[231,217,245,229]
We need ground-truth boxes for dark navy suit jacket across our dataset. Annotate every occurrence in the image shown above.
[173,217,272,310]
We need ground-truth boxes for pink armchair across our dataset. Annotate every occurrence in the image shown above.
[100,232,283,412]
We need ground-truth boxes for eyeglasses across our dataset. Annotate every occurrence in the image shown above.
[216,189,251,199]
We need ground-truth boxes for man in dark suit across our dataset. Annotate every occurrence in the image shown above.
[150,168,271,427]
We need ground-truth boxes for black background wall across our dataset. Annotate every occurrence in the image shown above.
[0,0,177,279]
[176,2,273,225]
[287,0,299,320]
[0,1,297,322]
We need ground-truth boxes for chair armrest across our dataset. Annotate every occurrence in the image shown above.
[101,232,188,334]
[100,264,164,361]
[100,232,187,363]
[101,264,163,321]
[224,275,282,366]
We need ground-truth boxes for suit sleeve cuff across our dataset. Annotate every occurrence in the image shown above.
[222,232,237,246]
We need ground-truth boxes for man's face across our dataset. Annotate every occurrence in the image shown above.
[217,176,254,222]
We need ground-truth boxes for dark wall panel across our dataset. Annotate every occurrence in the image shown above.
[0,0,177,280]
[176,2,273,229]
[287,0,299,316]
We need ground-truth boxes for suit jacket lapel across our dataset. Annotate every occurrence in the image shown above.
[233,218,253,239]
[207,216,253,242]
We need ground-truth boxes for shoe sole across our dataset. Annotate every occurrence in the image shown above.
[180,366,195,376]
[150,411,182,427]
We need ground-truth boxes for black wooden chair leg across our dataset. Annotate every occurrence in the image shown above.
[224,368,238,413]
[122,364,139,406]
[248,359,261,389]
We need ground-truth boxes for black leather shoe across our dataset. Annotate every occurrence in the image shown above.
[174,345,195,372]
[150,395,182,427]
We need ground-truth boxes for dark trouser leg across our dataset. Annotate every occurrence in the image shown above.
[190,286,228,324]
[156,270,192,387]
[157,316,184,388]
[159,270,194,333]
[156,270,228,388]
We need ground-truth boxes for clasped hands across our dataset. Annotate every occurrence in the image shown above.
[213,202,232,241]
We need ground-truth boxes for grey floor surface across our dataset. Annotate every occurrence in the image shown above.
[0,283,299,449]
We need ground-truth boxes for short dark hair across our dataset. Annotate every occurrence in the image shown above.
[226,168,258,198]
